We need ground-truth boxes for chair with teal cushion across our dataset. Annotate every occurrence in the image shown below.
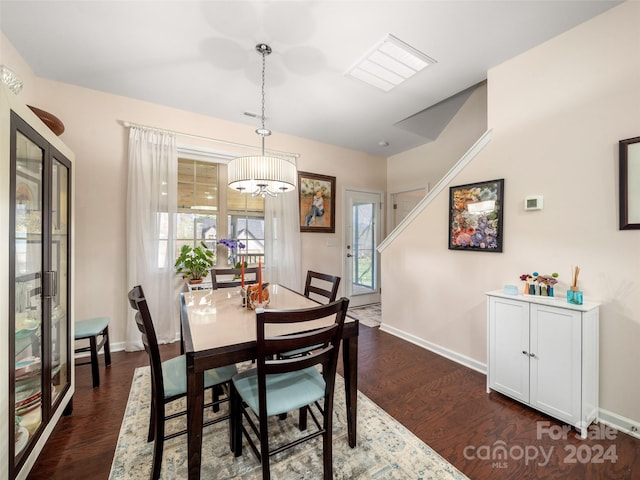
[74,316,111,388]
[231,297,349,480]
[279,271,341,359]
[128,285,237,480]
[303,270,341,304]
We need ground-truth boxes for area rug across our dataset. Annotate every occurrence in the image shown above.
[348,303,382,328]
[110,366,467,479]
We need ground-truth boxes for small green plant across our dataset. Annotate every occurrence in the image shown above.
[175,242,214,281]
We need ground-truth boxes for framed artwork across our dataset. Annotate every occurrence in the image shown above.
[619,136,640,230]
[298,171,336,233]
[448,178,504,252]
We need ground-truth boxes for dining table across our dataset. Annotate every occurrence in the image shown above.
[179,283,360,480]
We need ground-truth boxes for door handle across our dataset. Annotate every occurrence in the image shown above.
[42,271,57,298]
[346,253,353,258]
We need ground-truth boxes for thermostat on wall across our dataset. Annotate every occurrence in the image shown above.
[524,195,543,211]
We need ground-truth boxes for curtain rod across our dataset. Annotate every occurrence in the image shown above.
[121,120,300,158]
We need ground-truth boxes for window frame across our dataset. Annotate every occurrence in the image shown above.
[176,147,265,268]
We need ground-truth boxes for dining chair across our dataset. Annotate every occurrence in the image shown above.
[211,266,259,289]
[74,316,111,388]
[231,297,350,480]
[278,271,341,360]
[127,285,237,480]
[304,270,341,304]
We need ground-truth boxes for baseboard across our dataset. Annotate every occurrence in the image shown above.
[598,408,640,439]
[379,323,486,374]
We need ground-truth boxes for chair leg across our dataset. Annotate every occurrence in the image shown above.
[229,384,235,453]
[151,402,165,480]
[212,384,222,413]
[259,410,270,480]
[89,335,100,388]
[298,406,308,431]
[323,401,334,480]
[102,326,112,367]
[323,429,332,480]
[231,385,243,456]
[148,397,156,442]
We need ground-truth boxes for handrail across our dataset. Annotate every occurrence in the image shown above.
[378,129,492,253]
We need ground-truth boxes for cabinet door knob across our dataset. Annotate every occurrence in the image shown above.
[522,350,528,355]
[529,353,536,358]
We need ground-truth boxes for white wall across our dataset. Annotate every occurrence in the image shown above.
[1,33,386,347]
[381,2,640,426]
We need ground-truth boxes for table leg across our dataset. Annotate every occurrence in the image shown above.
[342,334,358,447]
[187,366,205,480]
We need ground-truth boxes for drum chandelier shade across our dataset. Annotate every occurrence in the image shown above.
[227,154,297,194]
[227,44,297,197]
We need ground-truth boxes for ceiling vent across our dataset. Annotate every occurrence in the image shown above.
[345,34,436,92]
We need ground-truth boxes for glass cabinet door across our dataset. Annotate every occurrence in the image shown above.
[50,156,70,406]
[13,129,45,461]
[11,112,72,474]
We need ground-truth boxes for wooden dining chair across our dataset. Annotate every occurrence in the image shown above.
[304,270,341,304]
[231,297,350,480]
[278,270,342,361]
[74,316,111,388]
[210,267,259,289]
[127,285,237,480]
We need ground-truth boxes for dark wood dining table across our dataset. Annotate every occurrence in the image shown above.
[179,284,359,480]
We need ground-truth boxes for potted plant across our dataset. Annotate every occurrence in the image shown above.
[175,242,214,283]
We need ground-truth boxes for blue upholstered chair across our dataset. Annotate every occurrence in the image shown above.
[74,316,111,388]
[231,297,349,480]
[127,285,237,480]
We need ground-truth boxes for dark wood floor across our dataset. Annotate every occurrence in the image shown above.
[27,325,639,479]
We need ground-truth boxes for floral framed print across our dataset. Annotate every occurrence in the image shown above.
[448,179,504,252]
[298,171,336,233]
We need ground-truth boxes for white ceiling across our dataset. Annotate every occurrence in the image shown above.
[0,1,620,156]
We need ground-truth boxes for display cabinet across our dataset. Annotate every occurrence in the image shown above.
[486,291,599,438]
[1,83,74,479]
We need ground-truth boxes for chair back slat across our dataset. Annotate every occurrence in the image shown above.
[265,346,335,375]
[255,297,349,395]
[303,271,341,304]
[211,267,259,289]
[262,324,335,355]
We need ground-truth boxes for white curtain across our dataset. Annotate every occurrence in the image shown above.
[264,176,302,293]
[126,127,178,350]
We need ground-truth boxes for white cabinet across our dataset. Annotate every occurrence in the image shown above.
[486,291,599,437]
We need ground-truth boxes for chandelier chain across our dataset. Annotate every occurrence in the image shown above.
[261,48,266,133]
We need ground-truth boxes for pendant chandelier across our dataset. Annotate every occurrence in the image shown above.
[228,44,297,197]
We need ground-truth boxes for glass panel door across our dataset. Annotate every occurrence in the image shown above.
[344,189,381,307]
[50,157,70,405]
[13,129,45,461]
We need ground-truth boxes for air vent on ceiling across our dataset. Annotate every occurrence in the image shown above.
[345,34,436,92]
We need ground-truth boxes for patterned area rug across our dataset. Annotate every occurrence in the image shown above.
[110,366,467,479]
[348,303,382,328]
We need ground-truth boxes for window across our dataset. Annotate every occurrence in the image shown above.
[176,158,264,267]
